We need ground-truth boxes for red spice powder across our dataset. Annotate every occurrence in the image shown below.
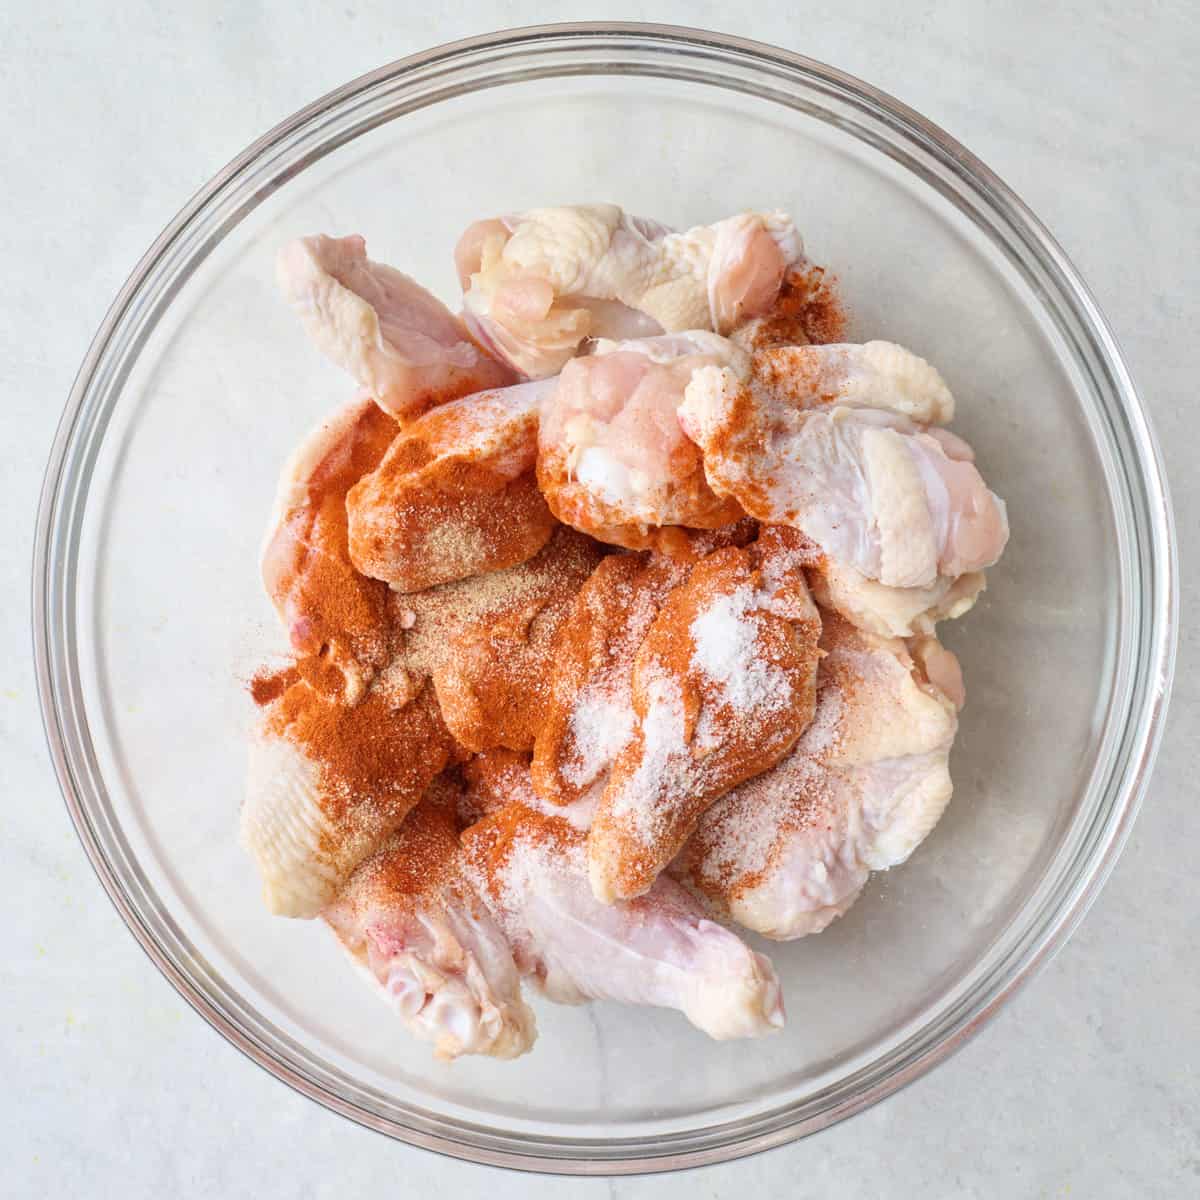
[249,666,300,707]
[266,681,453,824]
[747,265,847,350]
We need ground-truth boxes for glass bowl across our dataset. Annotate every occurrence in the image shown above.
[34,23,1176,1174]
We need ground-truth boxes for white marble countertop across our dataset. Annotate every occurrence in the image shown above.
[4,2,1197,1195]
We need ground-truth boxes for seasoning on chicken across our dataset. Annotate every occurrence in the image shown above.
[346,378,557,592]
[587,527,822,904]
[427,531,606,753]
[531,554,680,808]
[240,681,452,918]
[674,613,961,939]
[325,786,536,1059]
[530,522,757,808]
[375,525,607,717]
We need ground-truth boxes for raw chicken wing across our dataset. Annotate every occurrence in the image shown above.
[457,205,804,377]
[537,332,746,548]
[460,761,784,1039]
[240,680,452,918]
[346,379,557,591]
[428,531,606,752]
[674,613,961,939]
[679,366,1009,589]
[260,395,397,704]
[530,522,756,807]
[588,527,822,903]
[278,234,513,421]
[325,788,536,1059]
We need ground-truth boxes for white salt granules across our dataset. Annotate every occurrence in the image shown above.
[695,686,847,881]
[796,683,846,760]
[703,754,829,881]
[690,584,792,714]
[607,670,692,844]
[525,785,598,834]
[605,580,809,849]
[553,557,681,795]
[563,691,636,788]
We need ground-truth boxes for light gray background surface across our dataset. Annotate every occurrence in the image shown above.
[4,3,1196,1196]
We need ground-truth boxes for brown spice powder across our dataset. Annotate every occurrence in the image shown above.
[339,789,464,918]
[396,526,606,681]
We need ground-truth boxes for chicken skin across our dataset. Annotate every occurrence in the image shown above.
[278,234,513,421]
[460,759,784,1040]
[537,332,746,548]
[674,613,961,939]
[587,527,822,904]
[325,787,536,1059]
[346,378,557,592]
[457,205,804,377]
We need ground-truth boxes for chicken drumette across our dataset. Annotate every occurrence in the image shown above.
[460,753,784,1040]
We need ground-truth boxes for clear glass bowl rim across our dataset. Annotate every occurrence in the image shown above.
[32,21,1177,1176]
